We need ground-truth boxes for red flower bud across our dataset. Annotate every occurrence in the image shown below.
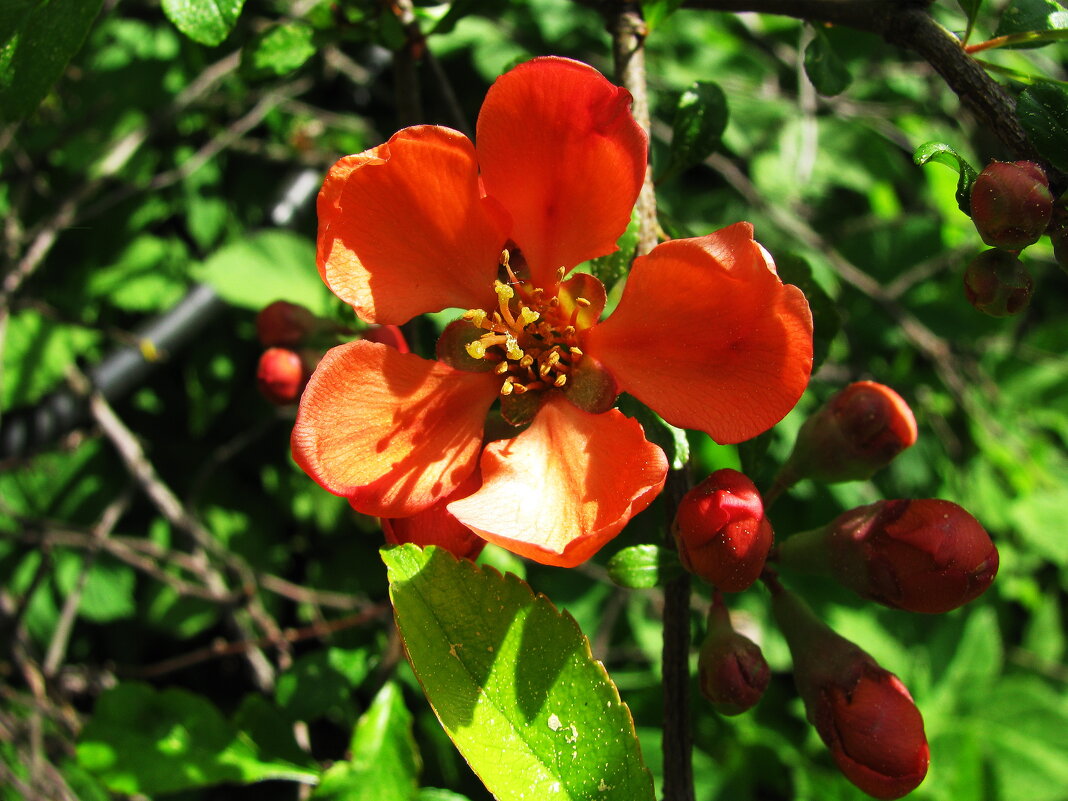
[779,382,917,486]
[257,347,317,405]
[256,301,320,347]
[963,249,1033,317]
[697,602,770,716]
[381,471,484,560]
[673,469,773,592]
[772,588,929,800]
[970,160,1053,250]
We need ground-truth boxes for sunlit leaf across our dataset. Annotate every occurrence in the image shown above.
[660,81,728,181]
[913,141,979,215]
[161,0,245,46]
[1016,83,1068,171]
[607,544,682,589]
[244,22,316,76]
[994,0,1068,47]
[384,545,656,801]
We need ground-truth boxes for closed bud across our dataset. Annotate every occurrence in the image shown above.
[771,588,929,800]
[256,301,320,347]
[778,382,917,488]
[257,347,317,405]
[672,469,773,592]
[381,472,485,561]
[778,499,998,614]
[963,249,1033,317]
[697,601,770,715]
[970,160,1053,250]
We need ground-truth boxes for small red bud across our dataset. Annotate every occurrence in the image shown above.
[673,469,773,592]
[827,499,998,614]
[697,602,770,715]
[970,160,1053,250]
[963,249,1033,317]
[257,347,316,405]
[779,382,917,486]
[772,589,929,800]
[381,472,485,561]
[256,301,320,347]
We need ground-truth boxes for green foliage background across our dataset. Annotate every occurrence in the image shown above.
[2,1,1067,799]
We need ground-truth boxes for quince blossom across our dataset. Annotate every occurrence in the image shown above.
[292,56,813,567]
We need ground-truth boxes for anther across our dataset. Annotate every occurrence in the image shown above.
[463,309,488,328]
[517,307,540,327]
[519,354,534,368]
[500,377,515,396]
[494,361,510,374]
[465,340,488,359]
[504,334,523,361]
[569,346,583,357]
[576,297,592,308]
[553,374,568,387]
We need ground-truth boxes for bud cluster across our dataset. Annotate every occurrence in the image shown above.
[672,379,997,799]
[963,159,1059,317]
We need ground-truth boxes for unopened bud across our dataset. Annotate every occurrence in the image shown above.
[697,601,770,715]
[381,472,485,561]
[778,499,998,614]
[256,301,320,347]
[963,249,1033,317]
[778,382,917,488]
[970,160,1053,251]
[673,469,773,592]
[257,347,317,405]
[771,588,929,800]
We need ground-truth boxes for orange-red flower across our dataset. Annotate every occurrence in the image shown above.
[292,56,813,567]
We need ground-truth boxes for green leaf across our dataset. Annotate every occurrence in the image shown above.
[312,682,420,801]
[606,544,682,589]
[384,545,656,801]
[418,790,474,801]
[618,395,690,469]
[1016,83,1068,172]
[275,648,372,722]
[1,308,100,410]
[0,0,105,122]
[587,207,640,290]
[77,682,318,795]
[244,22,316,77]
[161,0,245,46]
[54,553,136,623]
[192,230,332,315]
[641,0,684,30]
[803,28,852,96]
[661,81,728,181]
[913,141,979,215]
[773,252,839,374]
[86,234,189,313]
[994,0,1068,47]
[957,0,983,39]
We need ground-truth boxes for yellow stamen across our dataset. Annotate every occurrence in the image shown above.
[463,309,488,328]
[553,374,568,387]
[504,334,523,361]
[517,307,540,327]
[576,297,592,308]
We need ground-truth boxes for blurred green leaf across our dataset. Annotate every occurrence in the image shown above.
[1,308,100,409]
[957,0,983,38]
[312,682,420,801]
[86,234,189,312]
[384,545,656,801]
[994,0,1068,47]
[587,208,639,290]
[54,553,136,623]
[618,395,690,470]
[1016,83,1068,171]
[607,544,682,589]
[193,230,331,315]
[161,0,245,46]
[803,28,851,96]
[642,0,684,30]
[913,141,979,215]
[77,682,318,794]
[661,81,728,181]
[0,0,105,122]
[275,648,372,722]
[417,789,474,801]
[244,22,316,77]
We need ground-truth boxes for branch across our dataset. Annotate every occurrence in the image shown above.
[680,0,1041,165]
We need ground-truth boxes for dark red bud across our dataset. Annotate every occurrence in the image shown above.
[256,301,320,347]
[970,160,1053,250]
[780,382,917,486]
[257,347,317,405]
[963,249,1033,317]
[672,469,773,592]
[825,499,998,614]
[697,603,770,715]
[771,589,929,800]
[362,324,410,353]
[381,471,485,560]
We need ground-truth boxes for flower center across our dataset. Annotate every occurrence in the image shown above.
[461,249,589,397]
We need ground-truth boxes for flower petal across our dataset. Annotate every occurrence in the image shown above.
[291,340,499,517]
[381,470,486,561]
[582,224,813,444]
[476,57,647,288]
[447,396,667,567]
[318,126,510,324]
